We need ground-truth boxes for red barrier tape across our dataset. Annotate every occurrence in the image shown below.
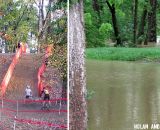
[2,111,67,129]
[2,108,67,113]
[0,121,10,130]
[14,118,67,128]
[2,98,67,103]
[3,110,14,118]
[2,108,67,129]
[37,63,46,96]
[38,46,52,96]
[1,47,23,96]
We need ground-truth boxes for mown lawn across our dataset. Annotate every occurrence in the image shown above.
[86,47,160,61]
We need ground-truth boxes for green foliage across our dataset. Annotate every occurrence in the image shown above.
[0,0,38,44]
[86,47,160,61]
[84,13,92,25]
[45,0,67,45]
[86,89,95,100]
[99,23,112,37]
[49,45,67,81]
[108,0,125,7]
[48,16,67,45]
[85,24,106,47]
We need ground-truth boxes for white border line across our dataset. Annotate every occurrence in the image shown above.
[67,0,69,129]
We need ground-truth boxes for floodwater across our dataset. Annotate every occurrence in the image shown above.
[87,60,160,130]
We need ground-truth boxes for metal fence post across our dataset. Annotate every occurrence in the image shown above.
[16,101,18,116]
[59,100,61,115]
[13,116,16,130]
[56,98,58,106]
[0,98,3,121]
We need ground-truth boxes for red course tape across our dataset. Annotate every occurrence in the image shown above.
[1,108,67,113]
[2,98,67,103]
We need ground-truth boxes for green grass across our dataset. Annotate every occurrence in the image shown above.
[86,47,160,61]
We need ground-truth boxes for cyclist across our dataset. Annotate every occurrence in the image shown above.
[41,87,51,107]
[25,85,32,99]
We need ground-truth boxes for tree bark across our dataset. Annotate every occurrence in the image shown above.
[69,0,87,130]
[38,0,45,52]
[38,0,44,33]
[106,1,122,46]
[133,0,138,45]
[137,7,147,44]
[148,0,157,42]
[92,0,101,23]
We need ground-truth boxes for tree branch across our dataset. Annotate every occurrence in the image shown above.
[106,0,113,11]
[13,5,28,31]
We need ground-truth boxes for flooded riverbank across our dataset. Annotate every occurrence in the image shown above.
[87,60,160,130]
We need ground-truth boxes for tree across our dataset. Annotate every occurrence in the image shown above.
[106,1,122,46]
[137,1,148,44]
[69,0,87,130]
[133,0,138,45]
[0,0,38,52]
[92,0,102,23]
[147,0,157,43]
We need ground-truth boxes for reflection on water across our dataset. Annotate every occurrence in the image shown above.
[87,60,160,130]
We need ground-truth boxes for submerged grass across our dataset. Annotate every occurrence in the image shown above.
[86,47,160,61]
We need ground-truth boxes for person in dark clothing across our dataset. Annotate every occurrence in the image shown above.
[45,58,49,66]
[41,87,51,107]
[18,42,21,48]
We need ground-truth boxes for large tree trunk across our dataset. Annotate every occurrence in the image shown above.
[106,2,122,46]
[148,0,157,42]
[69,0,87,130]
[133,0,138,45]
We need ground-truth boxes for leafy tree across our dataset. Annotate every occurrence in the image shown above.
[0,0,38,50]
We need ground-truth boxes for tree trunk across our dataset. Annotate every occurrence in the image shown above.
[133,0,138,45]
[106,2,122,46]
[46,0,52,42]
[137,7,147,44]
[69,0,87,130]
[38,0,45,52]
[148,0,157,42]
[38,0,44,33]
[92,0,101,23]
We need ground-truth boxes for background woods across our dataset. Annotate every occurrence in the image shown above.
[84,0,159,47]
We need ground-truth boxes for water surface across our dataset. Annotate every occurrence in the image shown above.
[87,60,160,130]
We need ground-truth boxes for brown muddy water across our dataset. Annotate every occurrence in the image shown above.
[87,60,160,130]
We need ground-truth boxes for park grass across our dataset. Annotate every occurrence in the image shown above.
[86,47,160,61]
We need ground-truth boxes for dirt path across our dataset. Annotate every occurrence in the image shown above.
[5,54,41,99]
[0,54,67,130]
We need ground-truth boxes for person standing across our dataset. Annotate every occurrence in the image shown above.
[25,85,32,99]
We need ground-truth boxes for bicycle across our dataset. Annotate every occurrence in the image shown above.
[41,100,51,110]
[24,95,33,104]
